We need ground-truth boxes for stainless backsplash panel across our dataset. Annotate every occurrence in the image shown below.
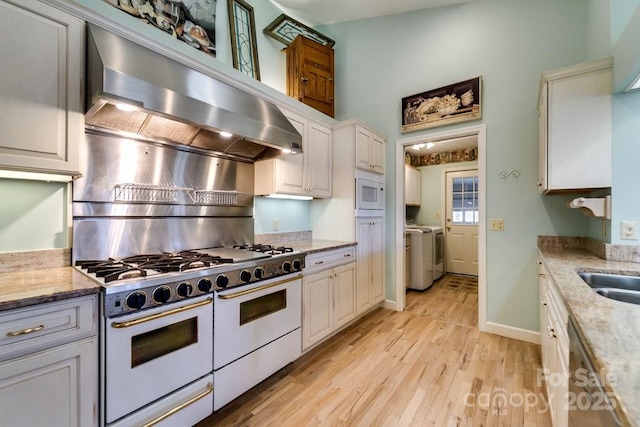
[72,217,253,262]
[74,132,254,208]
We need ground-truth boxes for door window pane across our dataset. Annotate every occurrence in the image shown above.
[451,173,479,225]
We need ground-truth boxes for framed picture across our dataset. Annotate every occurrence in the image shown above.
[401,77,482,133]
[103,0,217,57]
[227,0,260,80]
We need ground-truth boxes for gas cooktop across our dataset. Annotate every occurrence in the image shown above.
[75,246,305,316]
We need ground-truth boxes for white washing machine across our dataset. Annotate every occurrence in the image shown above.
[423,226,444,280]
[406,227,434,291]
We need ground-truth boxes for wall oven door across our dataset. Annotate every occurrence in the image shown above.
[104,294,213,424]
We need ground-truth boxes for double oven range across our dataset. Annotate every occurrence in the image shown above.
[73,133,305,426]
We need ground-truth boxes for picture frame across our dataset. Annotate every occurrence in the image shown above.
[401,77,482,133]
[263,14,335,48]
[102,0,217,57]
[227,0,260,80]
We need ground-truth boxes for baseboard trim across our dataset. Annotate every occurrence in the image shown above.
[485,322,541,345]
[382,299,398,311]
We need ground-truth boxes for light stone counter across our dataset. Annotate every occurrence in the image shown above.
[538,244,640,427]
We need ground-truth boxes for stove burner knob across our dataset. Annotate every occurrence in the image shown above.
[282,261,292,273]
[292,259,302,271]
[215,275,229,288]
[197,278,212,293]
[240,269,252,283]
[126,291,147,310]
[177,282,193,298]
[254,267,265,279]
[152,286,171,303]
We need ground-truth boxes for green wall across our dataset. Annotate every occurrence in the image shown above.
[318,0,593,331]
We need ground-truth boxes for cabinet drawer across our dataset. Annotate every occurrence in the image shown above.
[0,295,97,361]
[304,247,356,274]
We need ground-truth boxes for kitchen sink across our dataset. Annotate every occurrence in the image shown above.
[578,272,640,305]
[593,288,640,305]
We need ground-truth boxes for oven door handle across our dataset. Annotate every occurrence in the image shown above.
[110,297,212,329]
[141,382,213,427]
[217,274,302,300]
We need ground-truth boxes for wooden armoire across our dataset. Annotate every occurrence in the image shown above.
[285,35,335,118]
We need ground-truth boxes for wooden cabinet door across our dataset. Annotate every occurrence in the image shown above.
[307,121,332,198]
[302,271,333,350]
[333,263,356,329]
[370,218,385,304]
[276,110,307,195]
[0,338,97,427]
[370,134,385,174]
[0,0,83,175]
[355,126,373,172]
[356,219,372,315]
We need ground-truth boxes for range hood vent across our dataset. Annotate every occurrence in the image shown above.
[85,24,302,161]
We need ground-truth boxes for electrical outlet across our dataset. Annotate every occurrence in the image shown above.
[272,218,279,231]
[490,218,504,231]
[621,220,638,240]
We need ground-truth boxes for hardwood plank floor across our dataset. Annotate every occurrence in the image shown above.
[198,274,551,426]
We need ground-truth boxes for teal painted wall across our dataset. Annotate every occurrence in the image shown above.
[318,0,592,331]
[254,197,311,234]
[0,179,68,252]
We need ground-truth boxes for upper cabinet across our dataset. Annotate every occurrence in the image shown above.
[537,59,612,194]
[0,0,84,177]
[355,125,385,175]
[405,165,421,206]
[254,107,332,198]
[285,35,335,118]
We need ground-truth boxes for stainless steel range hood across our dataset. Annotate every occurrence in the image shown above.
[85,24,302,161]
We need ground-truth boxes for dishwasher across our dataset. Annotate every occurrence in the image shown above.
[567,318,622,427]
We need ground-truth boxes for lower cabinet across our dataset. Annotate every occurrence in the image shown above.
[539,260,569,427]
[356,217,385,315]
[0,295,98,427]
[302,246,357,352]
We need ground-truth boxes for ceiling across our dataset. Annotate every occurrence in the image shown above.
[405,135,477,156]
[268,0,474,26]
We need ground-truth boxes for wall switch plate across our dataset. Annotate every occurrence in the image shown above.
[621,220,638,240]
[490,218,504,231]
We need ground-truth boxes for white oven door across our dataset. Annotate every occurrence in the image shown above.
[214,274,302,370]
[105,294,213,424]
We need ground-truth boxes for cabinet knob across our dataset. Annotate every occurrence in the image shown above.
[301,77,309,83]
[328,77,333,82]
[329,97,334,101]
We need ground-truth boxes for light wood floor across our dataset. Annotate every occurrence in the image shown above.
[198,274,551,426]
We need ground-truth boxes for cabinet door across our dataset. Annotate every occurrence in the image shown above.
[0,338,97,427]
[302,270,333,350]
[545,67,611,191]
[370,134,385,175]
[537,89,548,193]
[277,110,307,195]
[333,263,356,329]
[355,126,373,172]
[356,219,372,315]
[0,0,83,175]
[369,218,385,304]
[307,122,332,198]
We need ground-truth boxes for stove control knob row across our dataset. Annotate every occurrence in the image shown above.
[292,259,302,271]
[215,274,229,288]
[197,278,212,293]
[254,267,265,280]
[153,286,171,303]
[240,269,252,283]
[126,291,147,310]
[177,281,193,297]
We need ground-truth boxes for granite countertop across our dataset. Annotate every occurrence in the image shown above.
[538,246,640,426]
[283,239,357,255]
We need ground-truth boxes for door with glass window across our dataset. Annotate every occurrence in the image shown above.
[445,169,479,276]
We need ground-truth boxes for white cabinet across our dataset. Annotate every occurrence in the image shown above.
[356,217,385,315]
[255,108,332,198]
[302,247,356,351]
[0,0,84,177]
[537,59,612,194]
[404,165,421,206]
[538,260,569,427]
[0,296,98,427]
[355,125,384,174]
